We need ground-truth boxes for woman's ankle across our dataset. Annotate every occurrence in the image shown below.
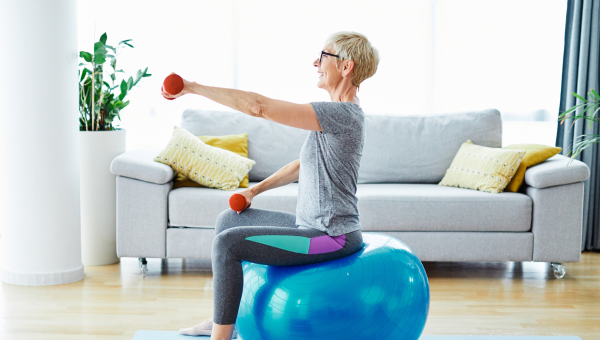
[211,322,236,340]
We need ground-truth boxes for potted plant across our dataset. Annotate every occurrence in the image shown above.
[558,89,600,165]
[78,32,151,265]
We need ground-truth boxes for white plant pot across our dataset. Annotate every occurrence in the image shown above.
[79,129,126,265]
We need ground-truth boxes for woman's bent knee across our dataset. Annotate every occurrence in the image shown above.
[211,228,242,261]
[215,209,238,235]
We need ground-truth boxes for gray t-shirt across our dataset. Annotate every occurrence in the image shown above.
[295,101,365,237]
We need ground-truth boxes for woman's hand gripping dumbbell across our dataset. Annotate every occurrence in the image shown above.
[229,191,254,214]
[161,73,191,100]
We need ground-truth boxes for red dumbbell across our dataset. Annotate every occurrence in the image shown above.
[163,73,184,95]
[229,193,251,212]
[161,86,175,100]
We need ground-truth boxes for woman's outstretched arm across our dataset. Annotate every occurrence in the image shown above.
[190,83,322,132]
[161,78,322,132]
[248,159,300,197]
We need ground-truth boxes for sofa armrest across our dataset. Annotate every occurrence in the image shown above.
[524,154,590,189]
[110,149,176,185]
[525,181,584,262]
[116,176,172,258]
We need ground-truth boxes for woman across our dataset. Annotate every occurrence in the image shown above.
[164,31,379,340]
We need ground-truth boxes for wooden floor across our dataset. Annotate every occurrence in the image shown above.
[0,251,599,340]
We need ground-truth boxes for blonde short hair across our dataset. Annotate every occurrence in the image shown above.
[324,31,380,87]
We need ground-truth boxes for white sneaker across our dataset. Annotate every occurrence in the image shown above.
[179,319,238,338]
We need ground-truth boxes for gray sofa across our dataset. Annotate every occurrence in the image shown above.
[110,108,590,278]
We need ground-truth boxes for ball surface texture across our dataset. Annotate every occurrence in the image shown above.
[235,233,430,340]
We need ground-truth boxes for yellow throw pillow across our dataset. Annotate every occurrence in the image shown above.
[173,133,250,189]
[155,126,255,191]
[502,144,562,192]
[438,140,526,194]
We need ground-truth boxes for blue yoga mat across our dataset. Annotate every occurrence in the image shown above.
[132,331,582,340]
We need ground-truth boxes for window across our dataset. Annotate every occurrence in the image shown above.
[78,0,566,149]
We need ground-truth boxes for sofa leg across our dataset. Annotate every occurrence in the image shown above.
[138,258,148,277]
[551,262,566,279]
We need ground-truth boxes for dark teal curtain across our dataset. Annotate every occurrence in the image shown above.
[556,0,600,250]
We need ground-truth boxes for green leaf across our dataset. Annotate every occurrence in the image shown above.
[143,73,152,77]
[127,76,133,90]
[103,81,111,88]
[119,39,133,44]
[110,73,116,81]
[559,102,589,118]
[119,80,128,100]
[592,107,600,120]
[583,103,600,117]
[94,41,107,55]
[99,32,108,44]
[116,69,125,73]
[78,62,87,67]
[572,92,588,102]
[591,89,600,102]
[80,68,90,82]
[79,51,93,62]
[123,42,134,48]
[93,53,106,64]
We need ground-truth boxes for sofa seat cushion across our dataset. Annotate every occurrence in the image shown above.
[168,183,531,232]
[357,184,531,232]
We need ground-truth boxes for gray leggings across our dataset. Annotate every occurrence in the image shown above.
[211,207,364,325]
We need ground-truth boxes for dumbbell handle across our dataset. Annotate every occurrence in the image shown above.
[230,193,251,212]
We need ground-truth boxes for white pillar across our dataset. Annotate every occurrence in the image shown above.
[0,0,84,285]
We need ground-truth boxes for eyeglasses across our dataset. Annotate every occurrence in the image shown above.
[319,50,340,64]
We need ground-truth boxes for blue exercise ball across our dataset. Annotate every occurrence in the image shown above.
[235,233,430,340]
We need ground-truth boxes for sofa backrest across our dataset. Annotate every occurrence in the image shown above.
[181,109,309,182]
[180,108,502,183]
[360,109,502,183]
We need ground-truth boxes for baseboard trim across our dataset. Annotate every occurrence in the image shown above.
[1,265,84,286]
